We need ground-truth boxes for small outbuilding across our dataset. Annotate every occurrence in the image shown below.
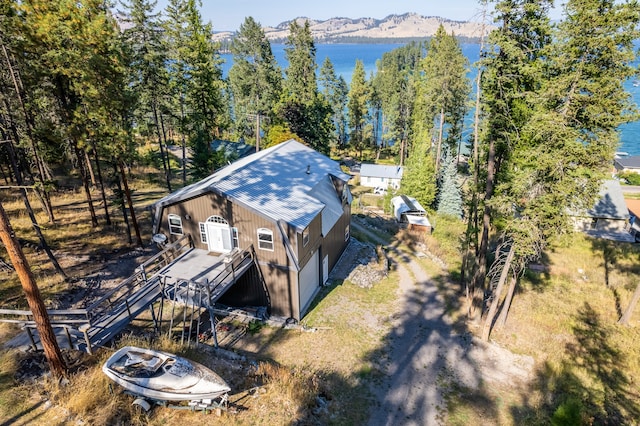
[391,195,426,222]
[571,180,633,242]
[406,214,432,234]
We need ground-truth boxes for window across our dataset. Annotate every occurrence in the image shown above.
[168,214,183,235]
[345,224,350,242]
[199,223,207,243]
[257,228,274,251]
[302,228,310,247]
[232,227,239,248]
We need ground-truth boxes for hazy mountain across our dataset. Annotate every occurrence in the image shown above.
[213,13,490,43]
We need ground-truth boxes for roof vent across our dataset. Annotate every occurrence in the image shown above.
[306,165,311,174]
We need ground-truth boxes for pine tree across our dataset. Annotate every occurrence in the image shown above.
[348,60,369,156]
[319,57,348,146]
[437,150,463,218]
[400,137,437,209]
[228,17,282,142]
[418,25,470,173]
[278,20,332,154]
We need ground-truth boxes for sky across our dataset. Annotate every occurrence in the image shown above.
[154,0,564,32]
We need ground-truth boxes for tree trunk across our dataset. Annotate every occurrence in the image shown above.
[113,163,132,244]
[619,281,640,325]
[3,132,67,280]
[0,201,66,378]
[84,149,96,186]
[436,107,445,174]
[92,143,111,226]
[481,244,515,341]
[76,146,98,227]
[151,103,171,192]
[180,97,187,185]
[2,43,55,223]
[468,138,497,319]
[118,160,143,247]
[496,273,518,329]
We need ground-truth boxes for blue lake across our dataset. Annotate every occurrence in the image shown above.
[222,43,640,155]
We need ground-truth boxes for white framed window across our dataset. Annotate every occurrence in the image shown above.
[344,224,350,242]
[168,214,183,235]
[302,228,310,247]
[257,228,274,251]
[232,227,239,248]
[199,223,207,243]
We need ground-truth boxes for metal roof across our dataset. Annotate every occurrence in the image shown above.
[614,155,640,169]
[587,180,629,220]
[360,164,403,179]
[153,140,351,232]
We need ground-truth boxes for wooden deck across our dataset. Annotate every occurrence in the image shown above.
[2,236,261,354]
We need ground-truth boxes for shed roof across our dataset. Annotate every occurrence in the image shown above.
[587,180,629,220]
[153,140,351,232]
[360,164,403,179]
[614,155,640,169]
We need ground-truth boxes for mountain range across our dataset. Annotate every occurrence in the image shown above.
[212,13,490,43]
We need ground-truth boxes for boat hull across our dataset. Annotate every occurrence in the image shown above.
[102,346,230,402]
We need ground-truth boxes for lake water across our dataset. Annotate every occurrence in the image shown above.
[221,43,640,156]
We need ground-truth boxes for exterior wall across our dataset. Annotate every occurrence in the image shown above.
[360,176,401,189]
[323,203,351,274]
[158,192,297,318]
[159,192,288,266]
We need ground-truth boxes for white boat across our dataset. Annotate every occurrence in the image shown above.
[102,346,230,403]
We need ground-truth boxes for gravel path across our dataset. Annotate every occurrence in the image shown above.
[353,219,534,426]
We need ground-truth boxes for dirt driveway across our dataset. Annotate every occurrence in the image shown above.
[352,219,534,426]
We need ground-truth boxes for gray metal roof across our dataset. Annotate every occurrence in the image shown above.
[153,140,351,232]
[614,155,640,169]
[587,180,629,220]
[360,163,403,179]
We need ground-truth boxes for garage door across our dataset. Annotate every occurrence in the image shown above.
[299,250,319,314]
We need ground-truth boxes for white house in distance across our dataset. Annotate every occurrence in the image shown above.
[359,164,403,190]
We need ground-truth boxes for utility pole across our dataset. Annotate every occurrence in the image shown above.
[0,201,66,378]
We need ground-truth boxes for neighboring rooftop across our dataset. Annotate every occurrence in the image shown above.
[614,155,640,169]
[587,180,629,220]
[211,139,256,161]
[360,164,404,180]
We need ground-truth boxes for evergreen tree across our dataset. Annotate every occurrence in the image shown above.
[437,150,463,218]
[278,20,332,154]
[348,60,369,155]
[400,137,437,209]
[418,25,469,172]
[121,0,173,191]
[372,42,425,164]
[228,17,282,142]
[319,57,348,146]
[181,0,227,177]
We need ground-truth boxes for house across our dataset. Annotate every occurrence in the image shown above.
[614,155,640,174]
[151,139,353,320]
[572,180,633,242]
[359,164,403,190]
[211,139,256,162]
